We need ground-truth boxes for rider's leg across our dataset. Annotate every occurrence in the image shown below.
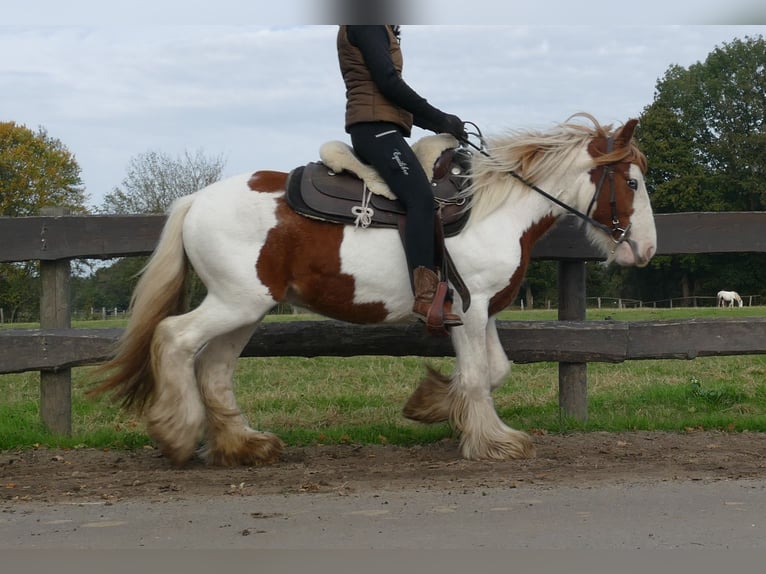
[349,122,462,328]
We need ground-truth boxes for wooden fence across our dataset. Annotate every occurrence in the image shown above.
[2,209,766,435]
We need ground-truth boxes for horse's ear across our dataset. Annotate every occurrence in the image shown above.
[616,119,639,146]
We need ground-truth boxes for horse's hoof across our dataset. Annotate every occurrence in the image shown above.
[200,430,285,467]
[460,429,536,461]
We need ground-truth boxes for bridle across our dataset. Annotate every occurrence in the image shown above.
[462,123,634,251]
[583,136,632,245]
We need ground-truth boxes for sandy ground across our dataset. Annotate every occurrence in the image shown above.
[2,430,765,503]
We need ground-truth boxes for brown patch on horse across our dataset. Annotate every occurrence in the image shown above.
[586,118,646,171]
[588,160,633,236]
[488,215,556,316]
[248,170,289,192]
[586,120,646,238]
[256,198,389,323]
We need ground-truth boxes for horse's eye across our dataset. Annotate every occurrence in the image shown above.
[626,178,638,190]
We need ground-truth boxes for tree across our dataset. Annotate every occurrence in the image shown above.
[0,122,86,216]
[636,35,766,300]
[0,263,39,322]
[0,122,87,321]
[85,149,226,313]
[72,257,146,312]
[638,35,766,212]
[101,148,225,214]
[522,261,558,308]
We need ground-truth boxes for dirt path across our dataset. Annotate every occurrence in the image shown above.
[3,430,765,503]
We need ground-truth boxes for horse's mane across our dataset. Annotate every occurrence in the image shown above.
[464,112,647,226]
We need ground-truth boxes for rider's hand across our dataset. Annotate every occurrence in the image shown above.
[439,114,468,142]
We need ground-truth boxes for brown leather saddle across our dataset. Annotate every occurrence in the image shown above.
[285,147,472,237]
[285,147,473,311]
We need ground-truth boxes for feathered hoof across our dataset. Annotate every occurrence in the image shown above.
[402,366,451,424]
[460,429,536,461]
[157,440,198,468]
[199,429,285,467]
[146,421,200,468]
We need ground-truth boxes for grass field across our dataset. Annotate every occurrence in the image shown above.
[1,306,765,450]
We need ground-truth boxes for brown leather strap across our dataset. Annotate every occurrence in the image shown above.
[434,211,471,312]
[444,248,471,312]
[426,281,450,337]
[433,211,447,276]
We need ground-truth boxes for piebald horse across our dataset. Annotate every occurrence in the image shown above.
[717,290,743,307]
[92,114,657,467]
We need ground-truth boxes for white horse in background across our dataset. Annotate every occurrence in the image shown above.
[717,290,743,307]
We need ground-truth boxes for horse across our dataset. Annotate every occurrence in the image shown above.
[717,290,743,307]
[91,113,657,467]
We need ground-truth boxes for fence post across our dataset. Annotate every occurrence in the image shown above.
[39,206,72,435]
[558,260,588,421]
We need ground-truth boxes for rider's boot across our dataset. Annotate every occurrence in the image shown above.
[412,266,463,332]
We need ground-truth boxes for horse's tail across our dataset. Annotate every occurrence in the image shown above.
[89,195,196,411]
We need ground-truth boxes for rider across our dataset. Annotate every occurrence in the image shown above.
[337,24,467,329]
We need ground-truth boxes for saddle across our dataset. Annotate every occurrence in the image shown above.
[286,141,472,237]
[284,136,473,311]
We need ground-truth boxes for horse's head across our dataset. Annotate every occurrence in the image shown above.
[464,114,657,268]
[583,118,656,267]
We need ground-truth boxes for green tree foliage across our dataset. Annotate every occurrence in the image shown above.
[0,122,86,216]
[634,35,766,301]
[0,262,40,322]
[636,32,766,212]
[72,257,146,313]
[637,35,766,212]
[520,261,557,308]
[0,122,86,321]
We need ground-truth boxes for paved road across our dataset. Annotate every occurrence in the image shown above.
[2,479,765,549]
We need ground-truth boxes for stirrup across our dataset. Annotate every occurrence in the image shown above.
[424,282,450,336]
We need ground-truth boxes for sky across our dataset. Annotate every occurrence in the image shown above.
[2,2,764,209]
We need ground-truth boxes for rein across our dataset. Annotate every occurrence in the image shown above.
[461,124,631,248]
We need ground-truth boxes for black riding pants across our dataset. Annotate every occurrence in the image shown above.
[349,122,435,271]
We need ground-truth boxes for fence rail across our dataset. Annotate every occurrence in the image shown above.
[2,318,766,376]
[2,210,766,434]
[3,211,766,263]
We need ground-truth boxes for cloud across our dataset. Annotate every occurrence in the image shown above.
[5,0,766,25]
[2,24,763,207]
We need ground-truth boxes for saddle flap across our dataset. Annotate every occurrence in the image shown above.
[309,163,403,215]
[286,163,403,227]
